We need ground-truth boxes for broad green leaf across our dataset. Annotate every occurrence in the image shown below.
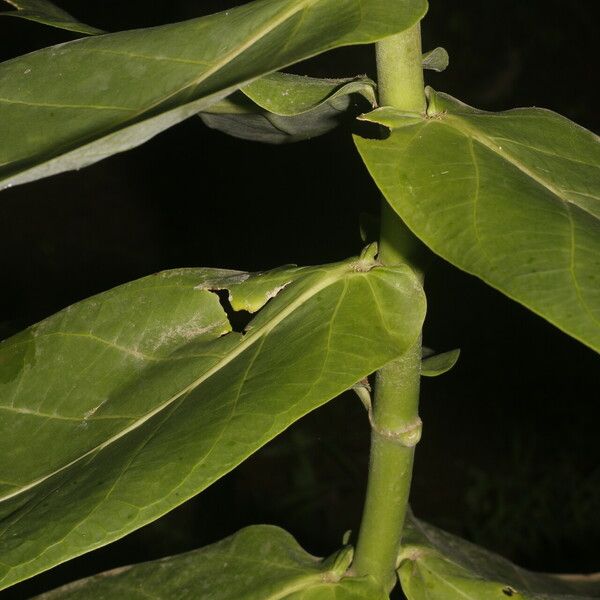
[0,0,427,190]
[201,72,376,144]
[421,347,460,376]
[34,525,387,599]
[0,0,103,35]
[0,253,425,589]
[355,88,600,352]
[399,513,600,599]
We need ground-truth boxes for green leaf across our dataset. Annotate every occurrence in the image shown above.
[0,0,103,35]
[421,47,449,72]
[33,526,387,599]
[239,72,377,118]
[421,347,460,377]
[355,88,600,352]
[199,47,448,145]
[0,0,427,190]
[200,72,376,144]
[399,513,600,599]
[0,254,425,589]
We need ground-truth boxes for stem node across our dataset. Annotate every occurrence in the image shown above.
[370,415,423,448]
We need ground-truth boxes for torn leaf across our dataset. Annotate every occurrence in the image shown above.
[0,254,425,589]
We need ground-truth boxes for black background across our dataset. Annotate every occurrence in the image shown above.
[1,1,599,598]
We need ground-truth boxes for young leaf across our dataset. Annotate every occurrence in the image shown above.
[355,89,600,353]
[200,72,376,144]
[0,255,425,590]
[421,347,460,377]
[0,0,103,35]
[32,525,387,599]
[399,513,600,599]
[421,47,449,72]
[0,0,427,190]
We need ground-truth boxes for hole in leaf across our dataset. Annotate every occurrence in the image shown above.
[211,289,252,334]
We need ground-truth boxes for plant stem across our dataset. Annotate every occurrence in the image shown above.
[375,24,426,112]
[352,23,426,592]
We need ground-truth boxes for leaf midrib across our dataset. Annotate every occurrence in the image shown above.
[0,260,362,504]
[444,113,594,216]
[0,0,330,185]
[134,0,320,119]
[36,553,343,600]
[1,0,315,173]
[443,113,600,331]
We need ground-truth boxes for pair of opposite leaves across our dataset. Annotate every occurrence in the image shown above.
[1,0,598,352]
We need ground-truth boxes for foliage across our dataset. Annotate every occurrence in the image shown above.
[399,514,600,600]
[0,255,425,588]
[356,92,600,352]
[33,526,387,600]
[0,0,598,598]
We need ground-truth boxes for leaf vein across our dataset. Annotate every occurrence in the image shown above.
[0,97,133,111]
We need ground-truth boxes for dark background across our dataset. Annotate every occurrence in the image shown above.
[1,1,599,597]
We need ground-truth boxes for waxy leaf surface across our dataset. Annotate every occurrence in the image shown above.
[0,0,102,34]
[34,525,387,599]
[201,72,376,144]
[0,0,427,190]
[0,254,425,589]
[399,514,600,599]
[355,89,600,352]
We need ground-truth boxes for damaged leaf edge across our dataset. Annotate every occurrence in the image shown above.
[0,252,387,506]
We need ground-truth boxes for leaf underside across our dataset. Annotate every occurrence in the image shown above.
[355,88,600,352]
[399,513,600,600]
[33,525,387,599]
[0,255,425,590]
[0,0,427,190]
[199,48,447,145]
[201,72,376,144]
[0,0,103,35]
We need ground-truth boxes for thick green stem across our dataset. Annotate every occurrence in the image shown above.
[352,24,426,592]
[352,338,422,591]
[375,25,426,112]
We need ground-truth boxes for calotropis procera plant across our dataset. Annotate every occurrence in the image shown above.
[0,0,599,598]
